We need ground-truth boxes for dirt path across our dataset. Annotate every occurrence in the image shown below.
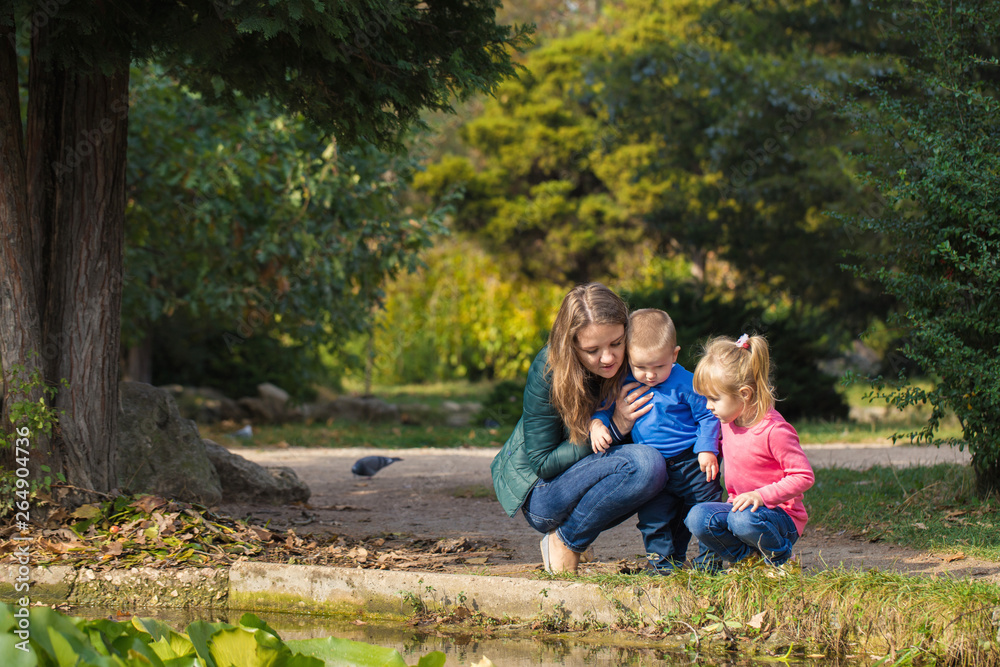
[220,443,1000,582]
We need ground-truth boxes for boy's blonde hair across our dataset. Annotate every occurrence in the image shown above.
[627,309,676,355]
[693,334,776,427]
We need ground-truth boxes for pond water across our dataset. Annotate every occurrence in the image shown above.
[72,607,858,666]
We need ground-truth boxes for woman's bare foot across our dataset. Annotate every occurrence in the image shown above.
[543,531,580,573]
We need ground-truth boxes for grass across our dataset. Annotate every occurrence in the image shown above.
[808,464,1000,560]
[584,564,1000,665]
[199,420,509,450]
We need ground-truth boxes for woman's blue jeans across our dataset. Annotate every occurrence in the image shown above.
[684,502,799,566]
[521,444,666,553]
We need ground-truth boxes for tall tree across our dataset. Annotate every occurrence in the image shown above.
[0,1,528,496]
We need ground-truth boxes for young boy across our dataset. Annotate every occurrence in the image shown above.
[591,309,722,573]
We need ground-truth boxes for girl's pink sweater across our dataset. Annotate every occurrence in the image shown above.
[720,409,815,536]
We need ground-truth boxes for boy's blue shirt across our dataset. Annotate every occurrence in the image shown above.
[595,364,720,459]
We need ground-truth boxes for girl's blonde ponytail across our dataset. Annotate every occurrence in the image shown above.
[693,334,776,427]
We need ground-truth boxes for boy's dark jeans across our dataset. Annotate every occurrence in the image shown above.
[637,446,723,573]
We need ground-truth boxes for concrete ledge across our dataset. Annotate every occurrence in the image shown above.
[1,562,661,628]
[229,562,626,624]
[0,565,76,606]
[70,567,228,608]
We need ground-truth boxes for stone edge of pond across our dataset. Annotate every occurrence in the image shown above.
[0,562,649,626]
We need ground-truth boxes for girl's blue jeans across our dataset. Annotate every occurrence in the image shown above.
[521,444,666,553]
[684,501,799,567]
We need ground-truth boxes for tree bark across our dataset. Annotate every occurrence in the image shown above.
[15,22,131,494]
[125,333,153,385]
[0,20,46,456]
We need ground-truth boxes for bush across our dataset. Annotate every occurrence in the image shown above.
[623,286,848,423]
[151,312,325,402]
[841,0,1000,496]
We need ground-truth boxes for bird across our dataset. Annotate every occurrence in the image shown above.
[230,425,253,439]
[351,456,402,478]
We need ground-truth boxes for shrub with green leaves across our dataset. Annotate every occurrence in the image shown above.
[0,604,446,667]
[842,0,1000,496]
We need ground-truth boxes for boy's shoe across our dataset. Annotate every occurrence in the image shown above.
[643,559,681,576]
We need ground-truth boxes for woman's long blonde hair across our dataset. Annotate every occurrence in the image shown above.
[693,334,776,428]
[546,283,629,445]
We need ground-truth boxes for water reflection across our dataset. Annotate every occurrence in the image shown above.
[72,607,848,666]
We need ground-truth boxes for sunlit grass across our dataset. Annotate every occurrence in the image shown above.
[202,378,968,450]
[584,565,1000,666]
[808,464,1000,561]
[199,420,510,450]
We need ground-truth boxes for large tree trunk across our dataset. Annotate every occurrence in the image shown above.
[3,21,131,495]
[0,21,47,461]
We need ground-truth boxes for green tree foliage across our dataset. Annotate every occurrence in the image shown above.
[365,239,564,384]
[415,0,885,327]
[0,0,529,494]
[123,66,445,397]
[842,1,1000,496]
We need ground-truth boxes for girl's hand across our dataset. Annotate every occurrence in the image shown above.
[611,382,654,435]
[730,491,764,512]
[590,419,613,453]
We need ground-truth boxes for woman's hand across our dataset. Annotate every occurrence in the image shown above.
[611,382,654,435]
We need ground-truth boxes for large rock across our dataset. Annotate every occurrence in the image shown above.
[305,396,400,424]
[118,382,223,505]
[165,385,245,424]
[203,440,310,504]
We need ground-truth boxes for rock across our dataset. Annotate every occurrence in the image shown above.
[203,439,310,504]
[169,386,244,424]
[257,382,290,410]
[118,382,223,505]
[441,401,483,427]
[306,396,400,424]
[238,397,279,423]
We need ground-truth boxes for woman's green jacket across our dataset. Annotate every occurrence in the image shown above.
[490,346,592,517]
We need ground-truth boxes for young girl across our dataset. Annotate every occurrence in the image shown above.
[685,334,814,569]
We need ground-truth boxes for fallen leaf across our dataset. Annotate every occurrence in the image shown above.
[250,527,273,541]
[71,504,101,520]
[133,496,168,514]
[913,522,928,530]
[471,656,495,667]
[747,611,766,629]
[352,619,367,626]
[944,552,966,562]
[465,557,489,565]
[275,440,290,449]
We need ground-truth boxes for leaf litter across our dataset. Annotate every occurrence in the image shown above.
[0,493,504,572]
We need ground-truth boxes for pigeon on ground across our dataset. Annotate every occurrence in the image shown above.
[230,425,253,439]
[351,456,402,478]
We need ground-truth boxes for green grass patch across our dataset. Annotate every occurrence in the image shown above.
[808,464,1000,560]
[587,564,1000,665]
[199,421,511,450]
[795,378,965,445]
[338,379,496,409]
[796,418,964,445]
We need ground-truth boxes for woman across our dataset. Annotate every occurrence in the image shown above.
[491,283,664,573]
